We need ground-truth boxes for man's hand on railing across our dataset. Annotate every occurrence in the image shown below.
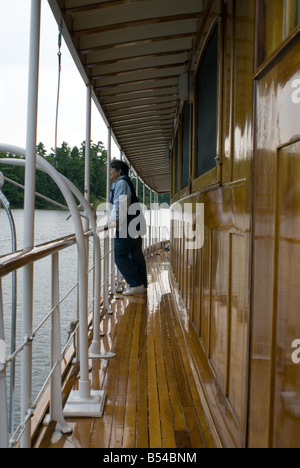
[102,221,116,232]
[108,220,118,229]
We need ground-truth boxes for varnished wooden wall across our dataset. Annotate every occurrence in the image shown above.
[170,0,300,449]
[171,0,254,448]
[249,31,300,449]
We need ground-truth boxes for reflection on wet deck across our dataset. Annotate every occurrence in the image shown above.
[46,252,216,449]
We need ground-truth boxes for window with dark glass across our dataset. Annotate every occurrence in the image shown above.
[182,102,190,189]
[196,25,218,178]
[297,0,300,23]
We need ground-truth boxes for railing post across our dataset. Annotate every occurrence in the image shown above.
[104,127,113,314]
[143,182,146,255]
[103,234,112,314]
[149,190,152,258]
[21,0,41,448]
[83,83,92,278]
[110,237,117,297]
[103,235,109,310]
[84,85,92,211]
[89,230,115,359]
[89,238,102,357]
[58,176,115,359]
[50,253,72,434]
[157,193,160,248]
[153,191,156,252]
[83,84,91,355]
[106,127,111,214]
[0,148,107,421]
[0,279,9,449]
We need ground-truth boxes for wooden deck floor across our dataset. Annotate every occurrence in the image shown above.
[47,252,216,449]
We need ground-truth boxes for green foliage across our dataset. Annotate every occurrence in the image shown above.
[0,142,170,210]
[0,152,25,207]
[131,174,170,208]
[0,141,108,209]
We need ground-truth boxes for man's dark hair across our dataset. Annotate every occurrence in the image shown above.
[111,159,129,176]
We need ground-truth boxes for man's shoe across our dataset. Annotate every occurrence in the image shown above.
[122,285,147,297]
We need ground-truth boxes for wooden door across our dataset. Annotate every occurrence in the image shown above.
[249,37,300,448]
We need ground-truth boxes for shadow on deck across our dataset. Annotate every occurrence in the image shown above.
[41,251,217,449]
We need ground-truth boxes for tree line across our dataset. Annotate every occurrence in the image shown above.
[0,141,107,210]
[0,141,170,210]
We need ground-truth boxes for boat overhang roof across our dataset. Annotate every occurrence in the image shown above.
[48,0,206,193]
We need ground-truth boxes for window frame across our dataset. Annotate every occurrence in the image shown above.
[192,18,223,193]
[255,0,300,70]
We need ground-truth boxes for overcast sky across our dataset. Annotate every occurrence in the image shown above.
[0,0,120,157]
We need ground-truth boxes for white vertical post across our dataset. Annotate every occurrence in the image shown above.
[104,127,112,312]
[154,192,157,248]
[21,0,41,449]
[84,85,92,214]
[143,182,146,255]
[0,279,8,448]
[50,253,71,434]
[156,193,159,246]
[106,127,111,213]
[109,136,116,297]
[84,85,91,338]
[153,192,156,251]
[23,0,40,248]
[149,190,152,257]
[113,151,123,288]
[110,237,117,296]
[116,150,122,283]
[103,236,109,311]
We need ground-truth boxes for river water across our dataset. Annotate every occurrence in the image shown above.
[0,209,88,429]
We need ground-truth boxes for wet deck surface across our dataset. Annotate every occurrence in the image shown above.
[47,252,215,449]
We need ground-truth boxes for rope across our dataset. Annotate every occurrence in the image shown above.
[54,24,63,168]
[2,175,69,211]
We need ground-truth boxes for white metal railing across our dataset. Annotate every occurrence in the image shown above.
[0,150,169,448]
[0,227,112,448]
[0,146,115,448]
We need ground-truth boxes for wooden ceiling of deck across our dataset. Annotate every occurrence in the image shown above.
[49,0,205,193]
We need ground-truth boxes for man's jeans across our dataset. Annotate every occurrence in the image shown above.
[114,236,148,288]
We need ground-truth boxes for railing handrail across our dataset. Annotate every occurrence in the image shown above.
[0,226,108,279]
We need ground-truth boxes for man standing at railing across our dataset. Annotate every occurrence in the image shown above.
[109,160,148,297]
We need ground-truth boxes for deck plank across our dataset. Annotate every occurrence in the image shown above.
[136,304,149,448]
[123,300,143,448]
[47,252,216,449]
[165,293,205,448]
[153,296,177,449]
[161,296,192,449]
[90,300,133,448]
[108,300,137,448]
[167,291,215,448]
[147,309,163,448]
